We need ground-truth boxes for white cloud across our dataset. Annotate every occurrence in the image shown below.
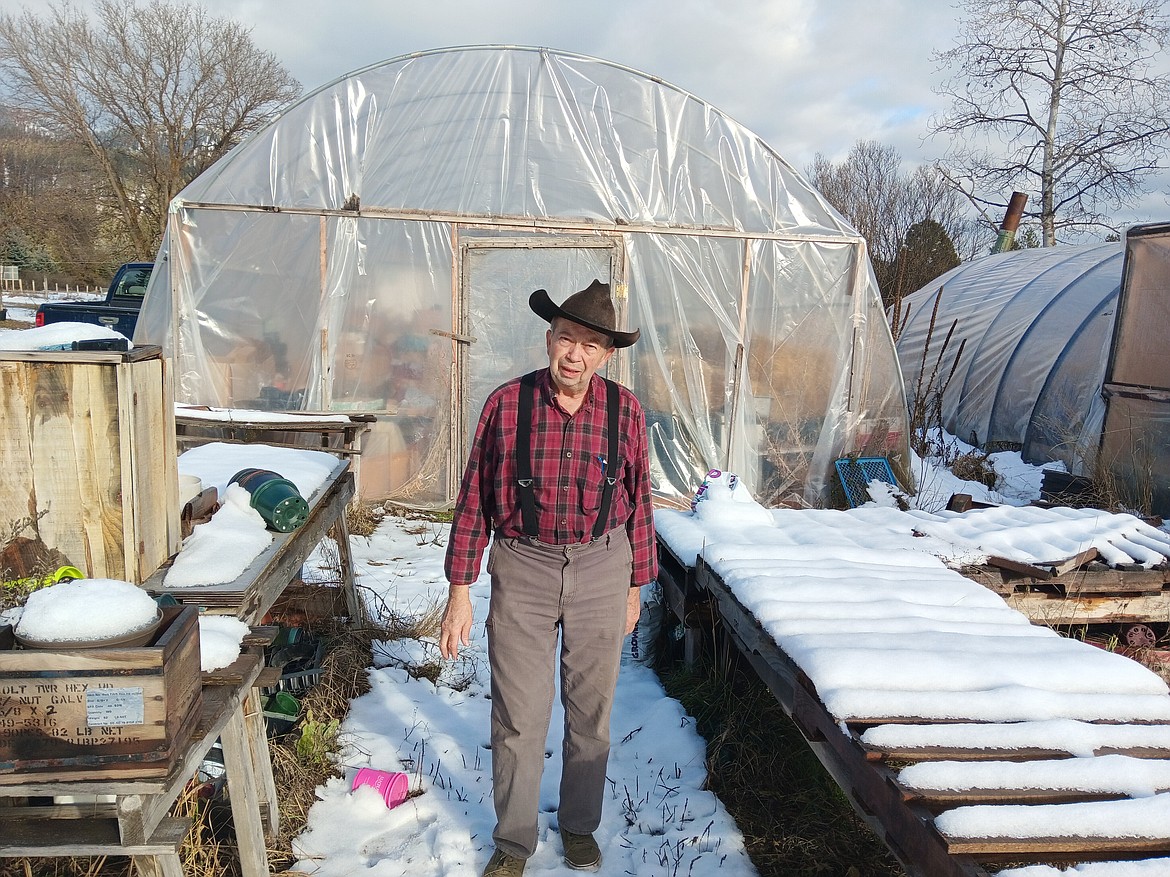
[1,0,1166,230]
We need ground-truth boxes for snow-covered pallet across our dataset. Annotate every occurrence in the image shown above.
[659,541,1170,877]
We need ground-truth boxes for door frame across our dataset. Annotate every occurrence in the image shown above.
[452,231,627,489]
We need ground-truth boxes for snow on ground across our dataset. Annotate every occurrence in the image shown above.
[1000,858,1170,876]
[909,429,1054,510]
[289,514,756,877]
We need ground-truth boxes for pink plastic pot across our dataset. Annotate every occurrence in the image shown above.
[351,768,410,809]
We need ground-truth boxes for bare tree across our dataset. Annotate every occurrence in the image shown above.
[0,0,301,257]
[807,140,979,309]
[0,104,116,283]
[931,0,1170,246]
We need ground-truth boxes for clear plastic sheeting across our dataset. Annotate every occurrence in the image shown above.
[136,45,909,507]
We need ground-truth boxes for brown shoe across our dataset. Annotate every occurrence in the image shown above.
[482,848,525,877]
[560,828,601,871]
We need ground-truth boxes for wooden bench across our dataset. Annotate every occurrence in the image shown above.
[144,456,363,625]
[682,548,1170,877]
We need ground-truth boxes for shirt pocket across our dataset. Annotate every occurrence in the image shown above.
[579,454,616,513]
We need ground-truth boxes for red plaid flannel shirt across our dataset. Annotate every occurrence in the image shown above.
[444,369,657,588]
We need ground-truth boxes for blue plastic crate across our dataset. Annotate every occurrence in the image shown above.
[834,457,898,508]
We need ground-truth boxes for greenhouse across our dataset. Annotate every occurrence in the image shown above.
[136,45,909,508]
[895,222,1170,513]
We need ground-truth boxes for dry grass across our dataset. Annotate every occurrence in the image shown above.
[265,619,378,872]
[949,449,998,489]
[345,499,383,538]
[655,639,904,877]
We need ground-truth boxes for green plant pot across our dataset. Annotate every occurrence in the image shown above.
[229,468,310,532]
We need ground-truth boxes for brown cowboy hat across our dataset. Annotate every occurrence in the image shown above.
[529,279,641,348]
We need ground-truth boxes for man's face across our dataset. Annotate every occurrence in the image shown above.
[546,318,614,396]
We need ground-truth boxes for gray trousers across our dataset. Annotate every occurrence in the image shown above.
[486,530,632,859]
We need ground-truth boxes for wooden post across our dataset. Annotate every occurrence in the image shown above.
[220,705,269,877]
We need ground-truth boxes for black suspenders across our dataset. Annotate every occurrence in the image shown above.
[515,371,620,539]
[515,371,540,536]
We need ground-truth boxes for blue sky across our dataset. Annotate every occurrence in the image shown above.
[2,0,1167,235]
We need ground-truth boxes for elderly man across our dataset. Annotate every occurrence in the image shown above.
[439,279,657,876]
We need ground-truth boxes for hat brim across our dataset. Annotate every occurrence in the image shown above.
[529,288,641,348]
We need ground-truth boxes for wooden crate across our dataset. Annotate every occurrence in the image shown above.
[0,605,202,782]
[0,346,180,584]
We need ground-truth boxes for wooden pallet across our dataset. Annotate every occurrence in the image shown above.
[687,551,1170,877]
[960,555,1170,626]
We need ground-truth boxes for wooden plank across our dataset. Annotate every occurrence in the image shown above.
[661,539,1170,874]
[0,815,189,856]
[116,359,138,580]
[959,567,1014,596]
[0,802,120,819]
[1055,569,1170,593]
[693,557,987,877]
[177,433,363,456]
[221,694,270,877]
[789,676,988,877]
[946,835,1170,858]
[114,654,264,846]
[0,350,177,585]
[1045,548,1101,577]
[28,362,118,577]
[1005,591,1170,625]
[0,606,202,781]
[0,654,260,798]
[121,356,180,581]
[862,742,1170,762]
[202,649,265,687]
[176,411,371,431]
[256,666,283,689]
[0,345,162,365]
[0,364,35,555]
[905,787,1130,808]
[987,555,1054,579]
[242,686,280,838]
[132,851,184,877]
[328,503,364,622]
[963,564,1170,595]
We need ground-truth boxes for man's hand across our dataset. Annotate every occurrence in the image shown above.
[439,585,473,659]
[624,586,641,635]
